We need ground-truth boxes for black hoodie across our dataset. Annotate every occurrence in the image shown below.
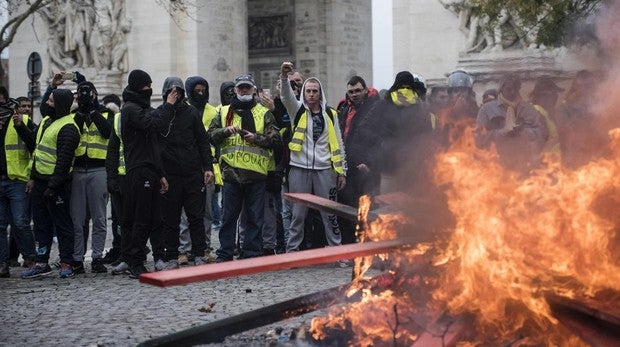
[120,86,174,176]
[32,89,81,190]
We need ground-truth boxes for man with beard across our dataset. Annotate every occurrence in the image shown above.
[207,74,281,262]
[114,69,176,278]
[475,73,548,174]
[336,75,381,244]
[154,77,213,270]
[22,89,80,278]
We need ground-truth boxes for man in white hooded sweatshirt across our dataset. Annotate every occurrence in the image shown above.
[279,62,347,254]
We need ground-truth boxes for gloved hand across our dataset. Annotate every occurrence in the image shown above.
[43,188,56,200]
[107,179,121,195]
[73,71,86,84]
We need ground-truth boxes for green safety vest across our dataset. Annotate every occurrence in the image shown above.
[33,114,79,175]
[112,113,126,175]
[4,115,32,182]
[219,104,273,175]
[289,108,343,175]
[74,112,109,159]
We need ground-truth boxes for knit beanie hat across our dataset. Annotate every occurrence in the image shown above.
[128,69,153,91]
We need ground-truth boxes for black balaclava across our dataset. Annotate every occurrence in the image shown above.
[49,89,74,119]
[127,69,153,99]
[219,81,235,106]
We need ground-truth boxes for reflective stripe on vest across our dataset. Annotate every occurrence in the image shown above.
[203,104,222,184]
[113,113,126,175]
[288,108,344,175]
[4,116,32,181]
[34,114,79,175]
[218,105,272,175]
[534,104,561,154]
[74,112,109,159]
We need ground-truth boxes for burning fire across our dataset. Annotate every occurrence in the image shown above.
[310,58,620,347]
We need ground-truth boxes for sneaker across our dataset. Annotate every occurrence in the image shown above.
[194,257,206,266]
[165,260,180,270]
[101,249,120,264]
[22,258,35,268]
[263,248,276,256]
[335,259,353,268]
[177,253,189,265]
[128,264,148,279]
[91,259,108,273]
[154,259,167,272]
[59,263,74,278]
[72,261,85,274]
[21,263,52,278]
[204,252,217,263]
[111,262,130,275]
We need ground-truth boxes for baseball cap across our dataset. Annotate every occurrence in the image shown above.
[235,74,255,88]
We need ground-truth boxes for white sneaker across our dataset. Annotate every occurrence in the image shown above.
[154,259,167,271]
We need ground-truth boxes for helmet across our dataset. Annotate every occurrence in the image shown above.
[447,70,473,88]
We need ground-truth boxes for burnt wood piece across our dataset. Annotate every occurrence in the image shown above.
[137,283,356,347]
[138,274,396,347]
[140,239,412,287]
[283,192,368,221]
[547,293,620,346]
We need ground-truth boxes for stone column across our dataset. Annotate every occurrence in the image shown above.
[196,0,248,104]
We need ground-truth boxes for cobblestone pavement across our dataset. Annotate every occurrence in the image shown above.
[0,224,372,346]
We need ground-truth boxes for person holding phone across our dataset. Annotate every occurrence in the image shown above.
[39,71,86,118]
[151,77,214,271]
[207,74,281,262]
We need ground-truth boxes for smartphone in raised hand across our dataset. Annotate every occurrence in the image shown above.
[61,72,75,81]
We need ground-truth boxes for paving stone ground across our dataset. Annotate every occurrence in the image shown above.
[0,215,373,346]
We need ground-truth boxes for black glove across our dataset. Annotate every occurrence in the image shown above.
[43,188,56,200]
[73,71,86,84]
[107,179,121,195]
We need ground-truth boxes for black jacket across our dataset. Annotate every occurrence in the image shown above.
[31,89,81,190]
[157,100,213,177]
[120,87,173,177]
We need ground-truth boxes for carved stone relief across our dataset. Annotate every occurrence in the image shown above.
[39,0,131,75]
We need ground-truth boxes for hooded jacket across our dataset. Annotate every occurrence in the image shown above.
[157,77,213,176]
[185,76,209,111]
[121,84,173,177]
[280,76,347,174]
[219,82,235,107]
[31,89,81,190]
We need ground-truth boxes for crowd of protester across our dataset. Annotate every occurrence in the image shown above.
[0,63,606,279]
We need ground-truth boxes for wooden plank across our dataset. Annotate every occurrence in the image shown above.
[284,192,362,221]
[140,239,411,287]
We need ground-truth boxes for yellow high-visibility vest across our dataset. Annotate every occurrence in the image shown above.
[218,105,273,175]
[289,108,343,175]
[534,105,561,153]
[202,104,222,185]
[112,113,126,175]
[74,112,109,160]
[33,114,79,175]
[4,115,32,182]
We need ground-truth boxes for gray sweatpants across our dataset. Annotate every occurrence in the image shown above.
[71,167,108,261]
[286,166,341,252]
[179,182,214,253]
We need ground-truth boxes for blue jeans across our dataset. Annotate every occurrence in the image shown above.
[31,179,74,264]
[216,180,265,261]
[0,178,36,262]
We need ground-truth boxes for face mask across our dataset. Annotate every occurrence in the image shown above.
[236,93,253,102]
[138,88,153,99]
[192,91,208,104]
